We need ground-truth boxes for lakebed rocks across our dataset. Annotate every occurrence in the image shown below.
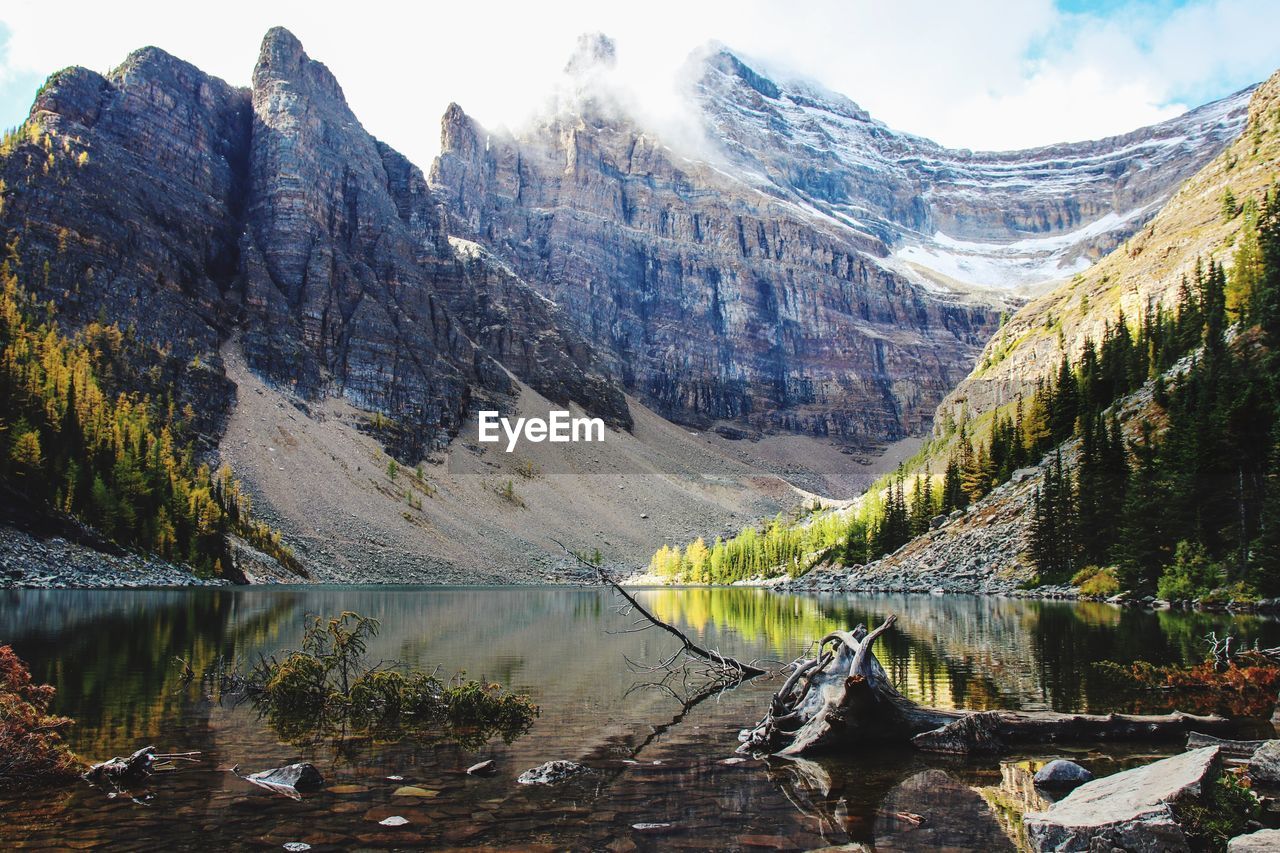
[1033,759,1094,790]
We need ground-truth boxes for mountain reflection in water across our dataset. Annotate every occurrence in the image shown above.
[0,586,1274,851]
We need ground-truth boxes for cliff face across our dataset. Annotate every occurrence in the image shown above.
[429,38,1248,443]
[0,28,628,462]
[431,52,999,443]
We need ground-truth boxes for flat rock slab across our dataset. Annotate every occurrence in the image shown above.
[1228,828,1280,851]
[1025,746,1220,853]
[1247,740,1280,785]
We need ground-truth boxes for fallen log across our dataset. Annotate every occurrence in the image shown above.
[1185,731,1269,762]
[739,614,1243,756]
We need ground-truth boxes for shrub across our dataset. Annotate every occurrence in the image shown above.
[1072,565,1120,597]
[240,612,536,748]
[1175,772,1258,852]
[495,479,525,507]
[1157,541,1224,601]
[0,645,82,789]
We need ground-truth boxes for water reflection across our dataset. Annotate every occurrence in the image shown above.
[0,587,1275,850]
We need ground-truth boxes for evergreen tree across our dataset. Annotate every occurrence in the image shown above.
[1116,422,1170,591]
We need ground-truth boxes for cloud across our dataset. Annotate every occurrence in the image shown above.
[0,0,1277,167]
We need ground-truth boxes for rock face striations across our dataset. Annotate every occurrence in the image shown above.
[431,47,996,443]
[0,27,628,462]
[430,37,1249,443]
[0,28,1255,460]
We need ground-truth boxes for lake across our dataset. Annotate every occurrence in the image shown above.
[0,587,1276,851]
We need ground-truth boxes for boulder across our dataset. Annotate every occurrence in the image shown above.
[238,762,325,799]
[1033,759,1094,789]
[1229,828,1280,851]
[1024,746,1221,852]
[1247,740,1280,785]
[516,760,591,785]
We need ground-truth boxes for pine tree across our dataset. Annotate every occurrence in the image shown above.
[1117,422,1170,591]
[1222,186,1238,220]
[1029,450,1077,580]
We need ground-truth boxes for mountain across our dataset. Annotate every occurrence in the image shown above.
[0,28,894,581]
[783,66,1280,596]
[0,28,628,467]
[939,65,1280,426]
[430,35,1249,444]
[693,46,1252,294]
[0,27,1262,583]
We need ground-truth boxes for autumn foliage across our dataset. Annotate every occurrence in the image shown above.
[0,270,300,576]
[0,644,82,788]
[1097,654,1280,717]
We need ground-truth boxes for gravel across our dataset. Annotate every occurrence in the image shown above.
[0,526,226,589]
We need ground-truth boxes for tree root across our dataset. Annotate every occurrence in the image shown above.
[741,614,1244,757]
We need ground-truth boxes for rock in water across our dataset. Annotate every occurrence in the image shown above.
[1229,828,1280,851]
[1033,759,1094,789]
[240,762,324,799]
[1025,747,1221,852]
[874,769,1015,852]
[516,760,590,785]
[1247,740,1280,785]
[466,760,496,776]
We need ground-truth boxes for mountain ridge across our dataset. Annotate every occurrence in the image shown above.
[0,26,1266,584]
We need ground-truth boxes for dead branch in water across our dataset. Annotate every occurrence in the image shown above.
[554,540,767,679]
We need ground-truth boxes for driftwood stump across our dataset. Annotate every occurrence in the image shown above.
[740,615,1242,756]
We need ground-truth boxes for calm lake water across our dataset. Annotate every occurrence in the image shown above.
[0,587,1277,851]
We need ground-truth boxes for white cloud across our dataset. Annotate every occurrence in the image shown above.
[0,0,1277,167]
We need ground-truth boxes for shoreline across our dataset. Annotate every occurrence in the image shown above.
[5,524,1278,617]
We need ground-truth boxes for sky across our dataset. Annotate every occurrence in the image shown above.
[1,0,1278,169]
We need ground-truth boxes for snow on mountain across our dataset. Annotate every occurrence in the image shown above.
[689,47,1253,295]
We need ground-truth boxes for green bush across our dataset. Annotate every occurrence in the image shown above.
[243,612,536,748]
[1157,541,1224,601]
[1175,772,1258,852]
[1072,565,1120,597]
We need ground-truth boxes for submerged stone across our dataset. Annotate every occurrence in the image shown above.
[1033,759,1094,789]
[517,760,590,785]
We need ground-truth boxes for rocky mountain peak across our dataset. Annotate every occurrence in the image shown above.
[686,46,1252,293]
[564,32,617,75]
[702,48,782,101]
[253,26,346,105]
